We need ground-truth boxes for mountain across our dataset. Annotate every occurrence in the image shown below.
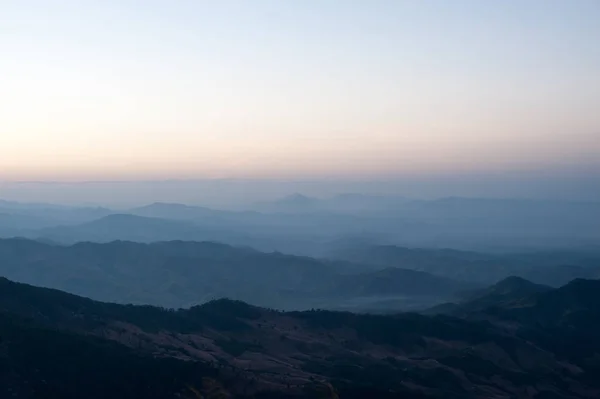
[2,276,600,398]
[327,197,600,251]
[337,267,474,297]
[35,213,311,252]
[0,238,466,311]
[332,244,600,286]
[4,197,599,256]
[425,276,552,316]
[474,279,600,381]
[37,214,223,243]
[129,201,251,222]
[325,267,476,312]
[486,278,600,327]
[0,199,90,210]
[0,201,115,241]
[32,208,390,256]
[0,200,112,228]
[468,276,552,300]
[0,212,53,231]
[427,277,600,377]
[0,312,228,399]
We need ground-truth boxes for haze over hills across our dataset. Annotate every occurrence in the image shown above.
[0,235,598,314]
[0,195,599,312]
[332,244,600,286]
[0,238,474,311]
[1,196,599,254]
[0,199,112,227]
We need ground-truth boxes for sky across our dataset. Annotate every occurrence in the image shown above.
[1,0,599,183]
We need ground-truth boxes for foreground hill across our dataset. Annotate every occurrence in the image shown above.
[0,238,467,311]
[0,312,231,399]
[485,278,600,327]
[424,276,553,316]
[2,277,600,398]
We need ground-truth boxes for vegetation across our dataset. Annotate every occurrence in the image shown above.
[0,313,224,399]
[3,276,600,397]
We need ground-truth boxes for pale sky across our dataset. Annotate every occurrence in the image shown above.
[1,0,599,181]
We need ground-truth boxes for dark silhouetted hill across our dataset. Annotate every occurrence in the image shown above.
[425,276,552,316]
[2,277,600,398]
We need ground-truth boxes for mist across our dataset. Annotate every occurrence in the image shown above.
[2,170,600,208]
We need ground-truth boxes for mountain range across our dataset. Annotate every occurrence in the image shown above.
[1,197,600,397]
[0,238,471,311]
[1,196,599,253]
[2,236,599,313]
[333,244,600,286]
[2,275,600,398]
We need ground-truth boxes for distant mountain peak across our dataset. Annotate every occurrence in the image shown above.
[549,278,600,304]
[491,276,549,292]
[470,276,551,302]
[426,276,552,316]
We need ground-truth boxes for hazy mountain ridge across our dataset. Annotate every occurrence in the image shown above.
[1,196,599,253]
[0,200,112,227]
[0,238,467,311]
[333,244,600,286]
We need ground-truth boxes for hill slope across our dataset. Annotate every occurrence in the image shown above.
[332,244,600,286]
[0,312,230,399]
[425,276,552,316]
[2,277,600,398]
[0,238,466,311]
